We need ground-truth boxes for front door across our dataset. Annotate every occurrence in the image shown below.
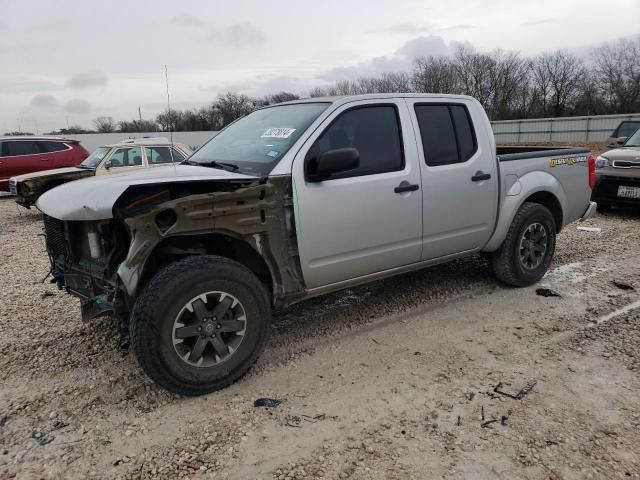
[292,100,422,289]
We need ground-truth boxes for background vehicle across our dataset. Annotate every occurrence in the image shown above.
[593,128,640,209]
[36,94,596,396]
[605,120,640,149]
[0,136,89,191]
[10,138,192,207]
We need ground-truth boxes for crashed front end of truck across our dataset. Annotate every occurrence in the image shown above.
[42,176,305,329]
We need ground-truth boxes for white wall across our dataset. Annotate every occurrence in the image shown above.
[60,131,218,152]
[491,113,640,143]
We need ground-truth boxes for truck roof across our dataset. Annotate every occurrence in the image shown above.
[274,93,479,107]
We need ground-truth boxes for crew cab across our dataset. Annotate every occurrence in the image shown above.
[0,136,89,191]
[35,94,597,396]
[10,137,192,208]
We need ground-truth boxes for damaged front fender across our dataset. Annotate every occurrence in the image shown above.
[113,175,305,306]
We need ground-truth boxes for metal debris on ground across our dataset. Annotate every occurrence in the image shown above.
[456,416,462,426]
[31,431,54,446]
[481,419,499,428]
[51,420,68,431]
[253,397,281,408]
[577,226,601,233]
[467,392,475,401]
[0,416,7,427]
[500,415,508,426]
[612,280,634,290]
[40,291,55,299]
[494,380,537,400]
[285,413,337,428]
[536,288,562,298]
[481,405,485,421]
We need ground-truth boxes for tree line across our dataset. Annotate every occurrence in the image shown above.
[48,37,639,134]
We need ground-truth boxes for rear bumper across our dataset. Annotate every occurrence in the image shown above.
[580,201,597,221]
[592,176,640,206]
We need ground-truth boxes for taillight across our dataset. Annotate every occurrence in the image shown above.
[588,155,596,190]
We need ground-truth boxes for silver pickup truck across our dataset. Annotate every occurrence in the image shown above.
[36,94,597,395]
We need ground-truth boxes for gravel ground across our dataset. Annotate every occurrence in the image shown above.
[0,178,639,479]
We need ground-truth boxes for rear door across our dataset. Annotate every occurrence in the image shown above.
[291,99,422,289]
[406,99,498,260]
[37,140,73,168]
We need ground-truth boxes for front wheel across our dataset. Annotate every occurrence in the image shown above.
[492,202,556,287]
[131,255,271,396]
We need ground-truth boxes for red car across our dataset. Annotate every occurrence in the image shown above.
[0,137,89,191]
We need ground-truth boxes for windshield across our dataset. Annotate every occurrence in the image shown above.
[624,129,640,147]
[80,147,110,168]
[186,103,330,175]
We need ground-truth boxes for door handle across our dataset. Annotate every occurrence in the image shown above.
[40,158,50,162]
[394,182,419,193]
[471,171,491,182]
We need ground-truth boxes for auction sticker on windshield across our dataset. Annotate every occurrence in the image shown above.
[261,128,296,139]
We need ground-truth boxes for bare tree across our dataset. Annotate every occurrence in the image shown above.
[593,38,640,113]
[531,50,584,116]
[413,56,460,93]
[92,116,116,133]
[265,91,300,105]
[214,92,256,126]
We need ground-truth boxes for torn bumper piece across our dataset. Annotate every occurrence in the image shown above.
[580,201,597,221]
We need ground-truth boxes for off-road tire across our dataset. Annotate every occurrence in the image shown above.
[131,255,271,396]
[491,202,556,287]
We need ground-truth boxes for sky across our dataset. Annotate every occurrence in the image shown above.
[0,0,638,133]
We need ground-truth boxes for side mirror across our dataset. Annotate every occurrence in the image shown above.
[305,148,360,182]
[104,159,112,170]
[617,137,627,145]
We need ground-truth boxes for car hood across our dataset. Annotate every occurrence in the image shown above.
[601,147,640,161]
[12,166,89,182]
[36,164,257,221]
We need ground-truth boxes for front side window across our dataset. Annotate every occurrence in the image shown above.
[309,105,404,179]
[415,104,477,167]
[187,103,329,176]
[109,147,142,167]
[624,129,640,147]
[616,121,640,138]
[144,146,184,164]
[4,141,41,156]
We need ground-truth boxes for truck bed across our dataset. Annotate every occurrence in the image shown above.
[497,146,590,161]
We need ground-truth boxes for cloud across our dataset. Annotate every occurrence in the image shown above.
[439,24,477,31]
[320,35,471,82]
[521,18,556,26]
[376,23,431,35]
[210,22,267,48]
[64,99,91,114]
[30,94,58,109]
[67,70,108,89]
[170,13,205,27]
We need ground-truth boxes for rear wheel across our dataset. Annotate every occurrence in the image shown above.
[131,255,271,396]
[492,202,556,287]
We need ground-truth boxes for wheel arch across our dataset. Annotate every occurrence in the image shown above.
[139,231,276,302]
[484,179,566,252]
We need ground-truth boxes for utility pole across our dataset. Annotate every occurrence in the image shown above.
[65,116,70,129]
[138,105,142,122]
[34,119,39,135]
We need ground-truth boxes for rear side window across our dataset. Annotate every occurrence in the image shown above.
[144,146,184,164]
[4,141,42,156]
[311,105,404,178]
[615,121,640,138]
[38,141,70,153]
[415,104,477,167]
